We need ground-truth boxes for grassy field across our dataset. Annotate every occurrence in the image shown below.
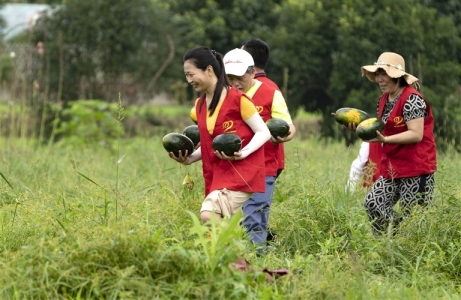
[0,120,461,299]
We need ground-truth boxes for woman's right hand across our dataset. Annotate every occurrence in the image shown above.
[343,123,357,132]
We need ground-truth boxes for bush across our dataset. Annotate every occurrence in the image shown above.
[56,99,123,147]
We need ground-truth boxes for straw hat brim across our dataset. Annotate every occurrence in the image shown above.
[361,65,418,85]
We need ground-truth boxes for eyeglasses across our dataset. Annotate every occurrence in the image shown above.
[374,60,405,71]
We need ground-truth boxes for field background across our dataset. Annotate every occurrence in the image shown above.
[0,106,460,299]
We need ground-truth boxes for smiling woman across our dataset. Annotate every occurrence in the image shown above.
[167,46,270,225]
[352,52,437,236]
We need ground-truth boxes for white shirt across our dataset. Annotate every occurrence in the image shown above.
[345,142,369,192]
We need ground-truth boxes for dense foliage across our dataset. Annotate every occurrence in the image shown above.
[1,0,461,149]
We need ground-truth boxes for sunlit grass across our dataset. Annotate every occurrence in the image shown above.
[0,131,460,298]
[292,107,321,121]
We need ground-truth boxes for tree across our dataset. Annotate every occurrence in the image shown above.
[329,0,461,149]
[31,0,178,102]
[0,0,6,39]
[269,0,461,149]
[267,0,344,138]
[422,0,461,63]
[166,0,282,102]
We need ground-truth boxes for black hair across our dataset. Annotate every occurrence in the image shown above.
[375,68,410,88]
[241,38,270,70]
[183,47,231,117]
[391,76,410,87]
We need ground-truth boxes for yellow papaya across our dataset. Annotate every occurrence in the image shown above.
[356,118,385,140]
[332,107,370,126]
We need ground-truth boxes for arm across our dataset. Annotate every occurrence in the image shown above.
[373,117,424,144]
[370,94,426,144]
[215,96,270,161]
[349,142,370,181]
[240,112,272,159]
[345,142,369,192]
[216,112,270,160]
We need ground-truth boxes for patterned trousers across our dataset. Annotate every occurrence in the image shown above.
[364,174,435,234]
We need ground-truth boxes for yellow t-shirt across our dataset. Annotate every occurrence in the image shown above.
[245,80,293,124]
[191,95,257,135]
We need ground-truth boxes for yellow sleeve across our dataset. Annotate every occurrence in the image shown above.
[271,90,293,124]
[240,96,257,121]
[190,99,199,124]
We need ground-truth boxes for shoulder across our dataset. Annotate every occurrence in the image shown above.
[405,93,426,108]
[259,76,280,91]
[227,86,244,99]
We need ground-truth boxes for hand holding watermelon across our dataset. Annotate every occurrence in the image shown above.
[355,118,385,141]
[163,133,195,164]
[212,133,243,160]
[266,118,290,141]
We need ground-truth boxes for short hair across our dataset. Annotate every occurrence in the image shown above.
[391,76,410,87]
[241,38,270,70]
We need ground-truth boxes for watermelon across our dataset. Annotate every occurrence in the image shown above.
[183,125,200,147]
[266,118,290,139]
[332,107,370,126]
[212,133,242,156]
[162,133,194,157]
[356,118,385,140]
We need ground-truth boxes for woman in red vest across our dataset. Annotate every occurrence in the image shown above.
[357,52,437,236]
[168,46,271,224]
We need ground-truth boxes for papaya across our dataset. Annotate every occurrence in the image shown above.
[332,107,370,126]
[212,133,242,156]
[356,118,385,140]
[266,118,290,139]
[183,125,200,147]
[162,133,194,157]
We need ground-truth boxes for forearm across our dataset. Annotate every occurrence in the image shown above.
[183,147,202,165]
[241,113,271,158]
[385,130,422,144]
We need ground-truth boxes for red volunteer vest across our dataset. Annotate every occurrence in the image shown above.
[377,86,437,178]
[255,74,286,172]
[255,73,280,91]
[196,87,266,196]
[252,82,282,176]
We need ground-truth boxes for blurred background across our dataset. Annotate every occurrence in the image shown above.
[0,0,460,150]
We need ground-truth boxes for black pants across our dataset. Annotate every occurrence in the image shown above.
[364,174,435,234]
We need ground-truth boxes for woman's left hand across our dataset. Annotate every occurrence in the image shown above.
[368,131,387,143]
[270,134,291,144]
[215,150,243,161]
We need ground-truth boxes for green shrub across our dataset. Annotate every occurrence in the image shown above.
[0,54,14,83]
[56,100,124,147]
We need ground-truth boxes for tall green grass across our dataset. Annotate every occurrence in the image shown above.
[0,132,460,299]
